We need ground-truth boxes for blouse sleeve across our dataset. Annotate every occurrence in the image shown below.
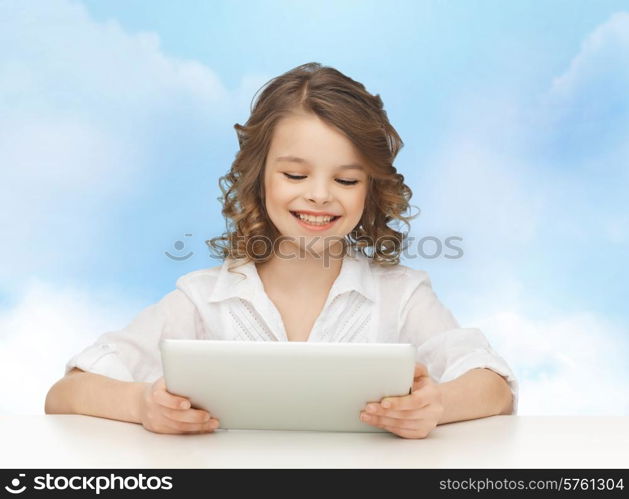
[398,271,519,414]
[64,288,203,383]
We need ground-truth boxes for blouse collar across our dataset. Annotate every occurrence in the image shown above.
[208,248,377,304]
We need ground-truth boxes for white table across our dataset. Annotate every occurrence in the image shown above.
[2,415,628,468]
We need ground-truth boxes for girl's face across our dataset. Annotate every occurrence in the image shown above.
[263,111,369,256]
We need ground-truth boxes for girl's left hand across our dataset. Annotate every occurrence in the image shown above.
[359,363,444,439]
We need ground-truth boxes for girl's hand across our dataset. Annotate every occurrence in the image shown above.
[360,364,444,439]
[138,377,220,434]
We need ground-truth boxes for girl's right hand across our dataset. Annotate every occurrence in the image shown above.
[138,377,220,434]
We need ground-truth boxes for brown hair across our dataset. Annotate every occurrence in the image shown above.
[206,62,418,269]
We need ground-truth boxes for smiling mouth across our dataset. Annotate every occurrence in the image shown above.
[290,211,341,225]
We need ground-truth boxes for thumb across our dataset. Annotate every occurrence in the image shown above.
[414,363,429,380]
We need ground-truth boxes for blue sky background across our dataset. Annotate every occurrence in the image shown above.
[1,0,628,415]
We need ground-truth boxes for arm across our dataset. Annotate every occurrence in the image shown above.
[47,286,218,433]
[45,368,219,434]
[437,367,514,425]
[360,364,514,438]
[361,271,518,438]
[44,367,145,423]
[397,272,519,418]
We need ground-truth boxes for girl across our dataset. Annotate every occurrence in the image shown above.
[45,62,517,439]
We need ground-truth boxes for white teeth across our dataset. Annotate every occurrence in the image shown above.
[293,212,336,224]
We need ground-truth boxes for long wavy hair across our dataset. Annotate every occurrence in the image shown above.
[206,62,418,271]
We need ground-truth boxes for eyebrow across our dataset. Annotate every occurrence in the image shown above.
[275,155,365,171]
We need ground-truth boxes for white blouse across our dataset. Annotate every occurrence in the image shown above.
[65,250,519,413]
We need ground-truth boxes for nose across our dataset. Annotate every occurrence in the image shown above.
[305,178,333,205]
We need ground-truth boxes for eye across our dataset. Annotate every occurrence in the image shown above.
[283,173,359,186]
[283,173,306,180]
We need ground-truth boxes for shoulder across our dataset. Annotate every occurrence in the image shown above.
[173,263,223,303]
[363,258,435,311]
[367,258,431,288]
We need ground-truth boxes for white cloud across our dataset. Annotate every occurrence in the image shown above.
[411,137,544,247]
[2,1,628,419]
[0,0,274,415]
[549,12,629,101]
[0,279,145,415]
[413,11,629,254]
[406,11,629,415]
[231,71,275,114]
[0,0,262,283]
[471,309,629,415]
[535,11,629,169]
[0,0,276,416]
[0,1,229,115]
[604,215,629,244]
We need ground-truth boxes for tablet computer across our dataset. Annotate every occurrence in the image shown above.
[160,339,416,432]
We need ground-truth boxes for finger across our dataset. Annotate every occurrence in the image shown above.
[161,406,213,424]
[364,404,426,420]
[162,417,221,434]
[380,391,429,411]
[360,412,419,431]
[145,416,219,435]
[414,363,429,379]
[383,425,432,439]
[152,386,192,410]
[412,376,431,391]
[181,419,221,434]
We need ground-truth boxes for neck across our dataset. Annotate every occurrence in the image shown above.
[255,240,346,293]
